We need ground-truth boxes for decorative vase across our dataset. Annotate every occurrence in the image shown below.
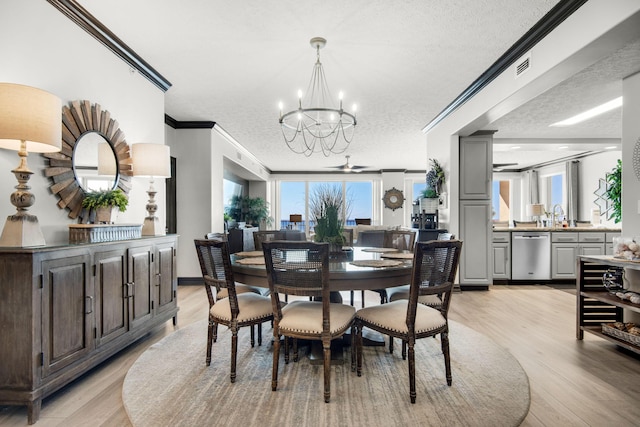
[95,206,119,224]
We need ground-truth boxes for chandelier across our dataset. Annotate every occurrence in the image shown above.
[279,37,357,157]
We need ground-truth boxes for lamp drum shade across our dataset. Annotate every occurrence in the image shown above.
[526,203,545,217]
[131,143,170,178]
[0,83,62,153]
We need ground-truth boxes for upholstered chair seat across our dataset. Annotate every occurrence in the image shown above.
[355,300,445,335]
[216,283,264,300]
[210,293,274,323]
[279,300,355,335]
[387,285,443,308]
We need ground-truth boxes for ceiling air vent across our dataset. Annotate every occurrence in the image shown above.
[236,151,242,161]
[515,54,531,78]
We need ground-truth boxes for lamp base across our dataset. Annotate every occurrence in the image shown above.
[142,216,165,236]
[0,214,46,247]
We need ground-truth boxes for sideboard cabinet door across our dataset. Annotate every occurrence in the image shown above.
[128,244,154,330]
[41,254,93,378]
[155,240,177,318]
[94,249,129,347]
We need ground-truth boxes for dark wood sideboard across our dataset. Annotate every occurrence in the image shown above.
[0,235,179,424]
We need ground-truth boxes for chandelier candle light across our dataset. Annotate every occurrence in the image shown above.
[279,37,357,156]
[0,83,62,247]
[132,143,171,236]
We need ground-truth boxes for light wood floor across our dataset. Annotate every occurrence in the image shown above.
[1,284,639,426]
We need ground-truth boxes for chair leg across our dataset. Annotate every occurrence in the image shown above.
[408,338,416,403]
[250,325,255,347]
[258,323,263,346]
[442,331,452,386]
[293,338,299,362]
[284,336,290,364]
[272,333,280,391]
[402,340,407,360]
[212,321,219,343]
[389,336,394,354]
[323,339,331,403]
[361,290,366,308]
[356,321,363,377]
[350,290,355,306]
[351,324,357,372]
[206,319,214,366]
[230,328,238,383]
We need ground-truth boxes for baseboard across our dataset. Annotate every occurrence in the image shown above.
[178,277,203,286]
[460,285,489,291]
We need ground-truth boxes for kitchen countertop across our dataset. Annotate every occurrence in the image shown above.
[492,227,621,232]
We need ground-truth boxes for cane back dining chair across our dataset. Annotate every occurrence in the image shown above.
[355,239,463,403]
[194,238,274,383]
[253,230,279,251]
[383,229,416,252]
[262,241,356,403]
[385,233,455,353]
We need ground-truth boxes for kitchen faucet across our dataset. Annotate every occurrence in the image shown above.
[552,204,564,228]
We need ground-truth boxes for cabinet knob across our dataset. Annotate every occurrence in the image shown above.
[85,296,94,314]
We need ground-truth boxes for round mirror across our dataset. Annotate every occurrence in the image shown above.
[43,100,132,220]
[72,132,118,192]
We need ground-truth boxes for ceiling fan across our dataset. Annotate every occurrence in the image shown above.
[329,155,368,173]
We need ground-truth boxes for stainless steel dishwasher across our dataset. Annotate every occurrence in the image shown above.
[511,231,551,280]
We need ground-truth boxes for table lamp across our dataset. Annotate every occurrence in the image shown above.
[0,83,61,246]
[289,214,302,230]
[526,203,545,227]
[132,143,171,236]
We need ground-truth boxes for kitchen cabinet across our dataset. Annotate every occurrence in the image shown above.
[0,236,178,424]
[606,232,621,255]
[551,232,605,279]
[492,232,511,280]
[460,135,492,199]
[459,200,492,288]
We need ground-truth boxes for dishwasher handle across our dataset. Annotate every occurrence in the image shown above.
[513,235,548,240]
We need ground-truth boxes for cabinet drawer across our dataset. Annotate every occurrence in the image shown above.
[552,232,578,243]
[492,232,510,243]
[579,232,605,243]
[606,232,621,243]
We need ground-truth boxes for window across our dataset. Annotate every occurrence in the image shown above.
[491,180,511,221]
[279,180,373,233]
[223,179,243,212]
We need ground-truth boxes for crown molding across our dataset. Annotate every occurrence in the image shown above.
[164,115,215,129]
[422,0,588,134]
[47,0,172,92]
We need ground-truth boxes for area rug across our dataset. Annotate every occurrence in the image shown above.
[123,320,530,427]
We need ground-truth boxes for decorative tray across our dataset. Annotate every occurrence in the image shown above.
[381,252,413,259]
[69,224,142,243]
[350,259,403,268]
[601,323,640,346]
[235,257,265,265]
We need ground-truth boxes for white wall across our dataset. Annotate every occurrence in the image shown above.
[622,71,640,235]
[0,0,165,244]
[578,151,621,226]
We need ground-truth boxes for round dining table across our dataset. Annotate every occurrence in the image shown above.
[230,246,413,292]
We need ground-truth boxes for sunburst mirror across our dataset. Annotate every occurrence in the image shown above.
[43,100,132,221]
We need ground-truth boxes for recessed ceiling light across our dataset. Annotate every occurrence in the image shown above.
[605,146,617,150]
[557,146,568,149]
[549,97,622,127]
[510,146,521,150]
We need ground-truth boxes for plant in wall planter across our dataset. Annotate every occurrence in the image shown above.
[419,188,439,213]
[605,159,622,223]
[419,158,446,213]
[82,188,129,224]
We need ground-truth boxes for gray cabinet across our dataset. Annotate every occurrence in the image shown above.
[460,135,492,199]
[606,232,621,255]
[492,232,511,280]
[0,236,178,424]
[459,200,492,287]
[551,232,606,279]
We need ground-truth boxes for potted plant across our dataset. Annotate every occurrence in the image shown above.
[226,195,272,228]
[314,204,346,252]
[419,159,446,213]
[82,188,129,224]
[419,188,439,214]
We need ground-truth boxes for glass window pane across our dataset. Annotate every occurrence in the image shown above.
[346,181,372,226]
[280,181,305,231]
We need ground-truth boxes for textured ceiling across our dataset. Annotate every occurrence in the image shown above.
[74,0,634,173]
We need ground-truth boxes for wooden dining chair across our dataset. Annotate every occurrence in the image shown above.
[355,240,463,403]
[383,229,416,252]
[253,230,279,251]
[194,238,274,383]
[386,234,456,353]
[262,241,356,403]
